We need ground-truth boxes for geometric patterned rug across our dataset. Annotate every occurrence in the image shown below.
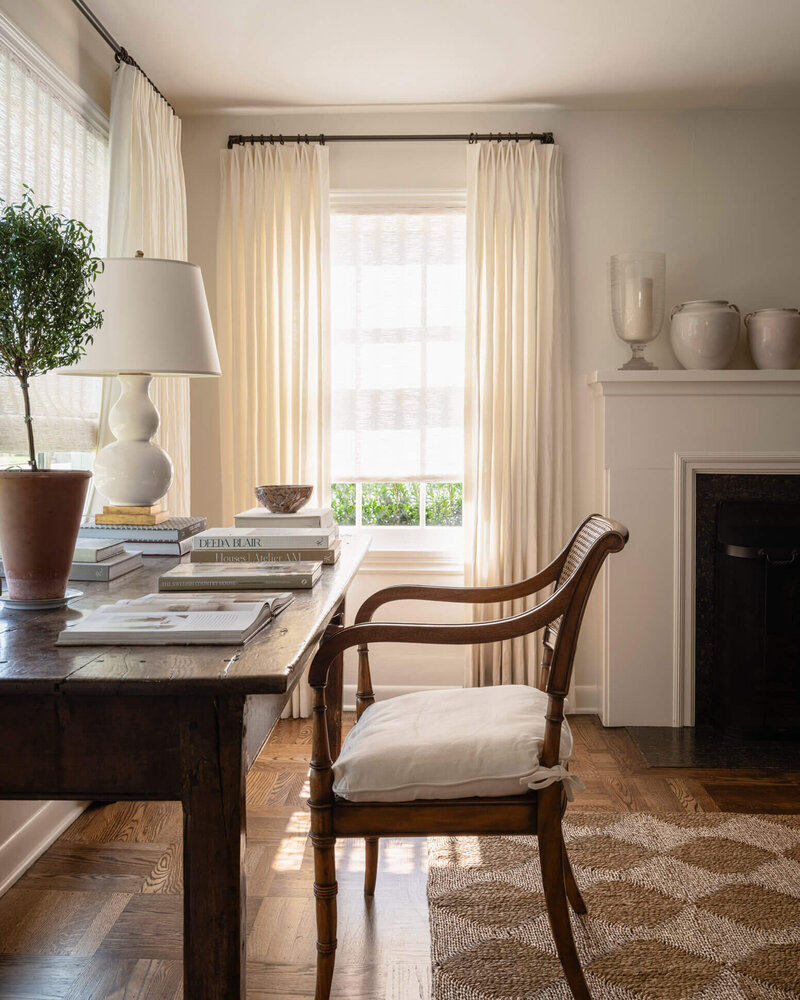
[428,813,800,1000]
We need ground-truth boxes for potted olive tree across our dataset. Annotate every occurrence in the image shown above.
[0,191,103,603]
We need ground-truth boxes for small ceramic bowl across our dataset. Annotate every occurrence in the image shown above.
[254,484,313,514]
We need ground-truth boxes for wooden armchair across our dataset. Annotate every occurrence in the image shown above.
[307,514,629,1000]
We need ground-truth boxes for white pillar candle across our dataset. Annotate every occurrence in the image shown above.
[623,276,654,342]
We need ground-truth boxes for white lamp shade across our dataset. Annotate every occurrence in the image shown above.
[64,256,221,377]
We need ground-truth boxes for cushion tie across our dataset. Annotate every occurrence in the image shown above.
[524,765,585,801]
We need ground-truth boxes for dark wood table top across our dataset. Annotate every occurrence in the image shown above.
[0,535,369,696]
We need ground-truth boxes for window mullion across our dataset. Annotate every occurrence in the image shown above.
[355,482,363,529]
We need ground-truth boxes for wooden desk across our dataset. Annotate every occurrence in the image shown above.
[0,536,369,999]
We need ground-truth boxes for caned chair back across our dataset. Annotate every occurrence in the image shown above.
[538,515,628,713]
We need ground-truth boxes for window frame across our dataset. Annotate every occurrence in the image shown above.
[0,11,109,473]
[329,190,467,556]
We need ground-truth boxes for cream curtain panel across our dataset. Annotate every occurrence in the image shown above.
[103,62,190,513]
[217,142,330,717]
[465,140,571,687]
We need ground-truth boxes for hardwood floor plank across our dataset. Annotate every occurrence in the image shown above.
[0,956,84,1000]
[63,957,182,1000]
[16,844,169,894]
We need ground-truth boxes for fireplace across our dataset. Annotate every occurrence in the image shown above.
[695,475,800,738]
[590,369,800,727]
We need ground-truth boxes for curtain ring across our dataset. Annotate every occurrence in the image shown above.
[279,135,284,145]
[320,134,325,145]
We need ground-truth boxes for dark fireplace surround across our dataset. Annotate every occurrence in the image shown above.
[694,473,800,739]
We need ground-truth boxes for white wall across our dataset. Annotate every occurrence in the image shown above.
[0,0,111,110]
[183,104,800,708]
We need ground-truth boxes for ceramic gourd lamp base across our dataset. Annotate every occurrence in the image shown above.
[93,374,173,506]
[0,469,91,601]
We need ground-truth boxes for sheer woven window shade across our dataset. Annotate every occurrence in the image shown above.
[331,205,466,483]
[0,17,107,456]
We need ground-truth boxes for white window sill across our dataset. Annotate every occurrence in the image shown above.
[341,530,464,575]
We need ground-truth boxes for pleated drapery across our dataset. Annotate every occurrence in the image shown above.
[217,142,331,717]
[103,62,190,513]
[464,141,572,687]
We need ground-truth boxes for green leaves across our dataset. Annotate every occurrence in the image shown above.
[330,482,463,528]
[0,188,104,466]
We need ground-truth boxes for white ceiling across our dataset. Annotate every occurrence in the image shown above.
[90,0,800,113]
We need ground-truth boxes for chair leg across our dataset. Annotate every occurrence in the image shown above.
[364,836,379,896]
[537,789,592,1000]
[312,834,338,1000]
[562,836,588,914]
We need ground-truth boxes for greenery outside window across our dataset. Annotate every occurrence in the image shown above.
[331,481,462,529]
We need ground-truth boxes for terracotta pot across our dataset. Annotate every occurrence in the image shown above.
[0,469,91,601]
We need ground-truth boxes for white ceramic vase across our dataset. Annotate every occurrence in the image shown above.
[669,300,740,370]
[745,308,800,370]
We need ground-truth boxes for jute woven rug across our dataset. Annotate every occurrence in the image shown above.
[427,812,800,1000]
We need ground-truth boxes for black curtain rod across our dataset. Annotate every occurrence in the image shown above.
[69,0,176,114]
[227,131,555,150]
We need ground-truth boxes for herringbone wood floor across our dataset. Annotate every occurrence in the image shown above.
[1,714,798,999]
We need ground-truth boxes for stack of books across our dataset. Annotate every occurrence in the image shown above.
[1,538,143,584]
[78,515,207,556]
[191,506,340,565]
[94,502,170,526]
[69,538,142,582]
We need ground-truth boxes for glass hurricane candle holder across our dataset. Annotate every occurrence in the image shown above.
[609,251,666,370]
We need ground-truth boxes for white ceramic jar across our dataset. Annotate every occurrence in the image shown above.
[745,308,800,370]
[669,300,740,370]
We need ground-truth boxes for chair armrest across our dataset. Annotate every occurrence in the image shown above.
[352,516,602,625]
[310,583,572,688]
[354,556,566,625]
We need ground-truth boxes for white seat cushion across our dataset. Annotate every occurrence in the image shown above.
[332,684,572,802]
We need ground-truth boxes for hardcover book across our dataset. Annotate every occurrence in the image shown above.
[56,592,294,646]
[73,538,126,563]
[193,526,338,550]
[95,511,170,525]
[68,551,143,582]
[190,542,341,565]
[233,506,335,529]
[78,516,207,543]
[125,538,194,556]
[102,502,165,516]
[158,561,322,591]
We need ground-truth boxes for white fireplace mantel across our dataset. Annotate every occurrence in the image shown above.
[589,369,800,394]
[588,369,800,728]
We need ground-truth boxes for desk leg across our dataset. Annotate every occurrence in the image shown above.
[326,596,346,760]
[181,694,247,1000]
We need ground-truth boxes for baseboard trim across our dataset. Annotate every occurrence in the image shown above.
[570,685,599,715]
[0,800,88,897]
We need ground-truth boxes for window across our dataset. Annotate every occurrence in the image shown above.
[330,197,466,549]
[0,14,108,467]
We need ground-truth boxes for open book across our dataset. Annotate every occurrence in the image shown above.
[56,592,294,646]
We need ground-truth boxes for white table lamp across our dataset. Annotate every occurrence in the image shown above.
[64,255,221,507]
